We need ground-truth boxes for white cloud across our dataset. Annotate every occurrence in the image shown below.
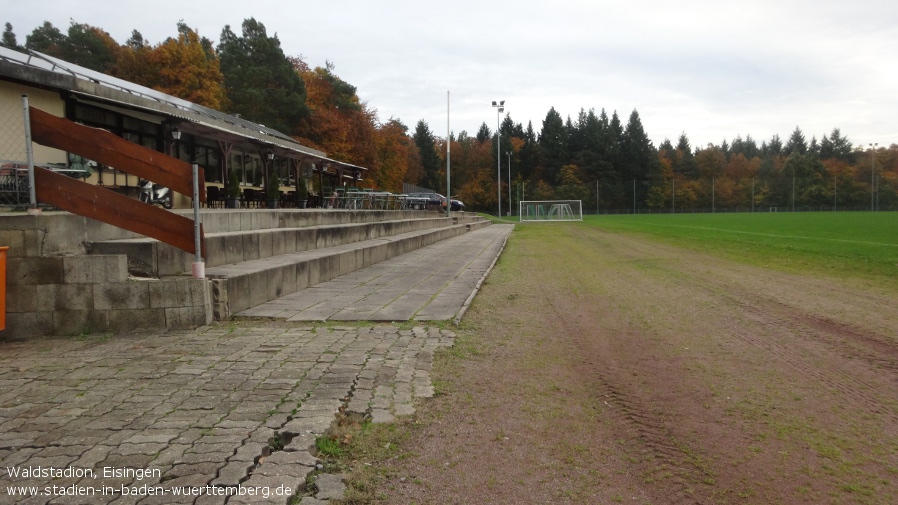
[6,0,898,148]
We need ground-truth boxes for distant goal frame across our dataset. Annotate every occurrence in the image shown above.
[519,200,583,222]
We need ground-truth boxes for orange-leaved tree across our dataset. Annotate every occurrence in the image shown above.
[296,61,378,175]
[373,119,410,192]
[115,23,226,110]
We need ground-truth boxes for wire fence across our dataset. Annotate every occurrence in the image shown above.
[0,97,31,208]
[582,177,897,214]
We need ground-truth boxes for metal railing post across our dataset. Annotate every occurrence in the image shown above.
[192,162,204,278]
[21,95,40,213]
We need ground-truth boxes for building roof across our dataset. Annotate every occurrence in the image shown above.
[0,46,365,174]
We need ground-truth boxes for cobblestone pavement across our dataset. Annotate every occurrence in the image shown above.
[0,322,454,504]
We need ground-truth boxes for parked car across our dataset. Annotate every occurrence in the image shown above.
[406,192,466,211]
[406,192,445,210]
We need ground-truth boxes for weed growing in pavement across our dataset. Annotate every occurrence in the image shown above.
[315,436,344,458]
[309,412,417,504]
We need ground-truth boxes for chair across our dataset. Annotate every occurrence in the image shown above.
[242,188,262,208]
[206,186,222,208]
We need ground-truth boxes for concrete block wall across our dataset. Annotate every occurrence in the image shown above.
[0,212,144,256]
[1,217,212,341]
[0,209,478,340]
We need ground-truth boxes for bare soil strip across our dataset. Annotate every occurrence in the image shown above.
[368,223,898,505]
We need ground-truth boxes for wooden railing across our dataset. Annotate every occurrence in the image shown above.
[28,106,205,257]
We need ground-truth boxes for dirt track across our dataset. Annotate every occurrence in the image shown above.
[370,223,898,504]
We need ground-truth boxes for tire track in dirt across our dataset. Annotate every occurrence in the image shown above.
[541,228,714,504]
[373,224,898,505]
[713,292,898,428]
[546,308,705,505]
[563,225,898,503]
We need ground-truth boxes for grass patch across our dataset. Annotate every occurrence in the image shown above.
[586,212,898,288]
[312,413,416,504]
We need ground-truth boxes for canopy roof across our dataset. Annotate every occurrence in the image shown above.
[0,46,366,175]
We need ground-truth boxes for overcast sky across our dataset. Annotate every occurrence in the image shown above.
[6,0,898,149]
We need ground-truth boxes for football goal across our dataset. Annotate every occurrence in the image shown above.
[519,200,583,222]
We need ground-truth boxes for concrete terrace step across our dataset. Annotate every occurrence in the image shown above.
[207,219,492,319]
[90,214,482,277]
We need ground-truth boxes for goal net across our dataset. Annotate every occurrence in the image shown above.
[519,200,583,222]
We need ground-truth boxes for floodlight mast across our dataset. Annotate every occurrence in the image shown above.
[506,150,512,216]
[870,143,878,211]
[491,100,505,217]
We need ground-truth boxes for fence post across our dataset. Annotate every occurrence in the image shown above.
[192,162,204,278]
[21,95,40,214]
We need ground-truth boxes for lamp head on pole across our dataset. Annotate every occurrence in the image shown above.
[171,127,181,141]
[267,152,275,161]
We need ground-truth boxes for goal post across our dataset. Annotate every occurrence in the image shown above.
[519,200,583,222]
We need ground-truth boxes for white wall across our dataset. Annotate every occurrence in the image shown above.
[0,81,66,165]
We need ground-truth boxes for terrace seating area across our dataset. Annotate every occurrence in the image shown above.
[1,207,489,340]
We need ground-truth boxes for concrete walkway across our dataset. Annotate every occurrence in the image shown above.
[0,223,514,504]
[237,224,514,322]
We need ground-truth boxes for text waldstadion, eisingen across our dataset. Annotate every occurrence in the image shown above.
[5,466,160,480]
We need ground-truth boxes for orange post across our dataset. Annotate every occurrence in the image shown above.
[0,246,7,330]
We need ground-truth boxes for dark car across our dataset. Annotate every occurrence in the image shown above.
[406,193,465,211]
[406,192,445,210]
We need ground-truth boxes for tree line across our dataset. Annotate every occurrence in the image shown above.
[413,105,895,212]
[4,19,895,212]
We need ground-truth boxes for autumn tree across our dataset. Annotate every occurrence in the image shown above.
[647,154,673,209]
[372,119,409,192]
[296,61,376,169]
[115,23,226,110]
[450,130,495,207]
[404,140,423,186]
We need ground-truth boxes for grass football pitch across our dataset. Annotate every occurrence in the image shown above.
[583,212,898,287]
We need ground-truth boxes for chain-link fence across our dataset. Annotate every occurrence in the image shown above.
[586,176,897,214]
[0,97,31,208]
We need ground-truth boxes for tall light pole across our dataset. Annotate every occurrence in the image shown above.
[869,142,878,211]
[506,150,512,216]
[447,91,451,218]
[492,100,504,217]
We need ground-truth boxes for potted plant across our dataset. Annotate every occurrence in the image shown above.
[225,170,241,209]
[296,180,308,208]
[265,174,280,209]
